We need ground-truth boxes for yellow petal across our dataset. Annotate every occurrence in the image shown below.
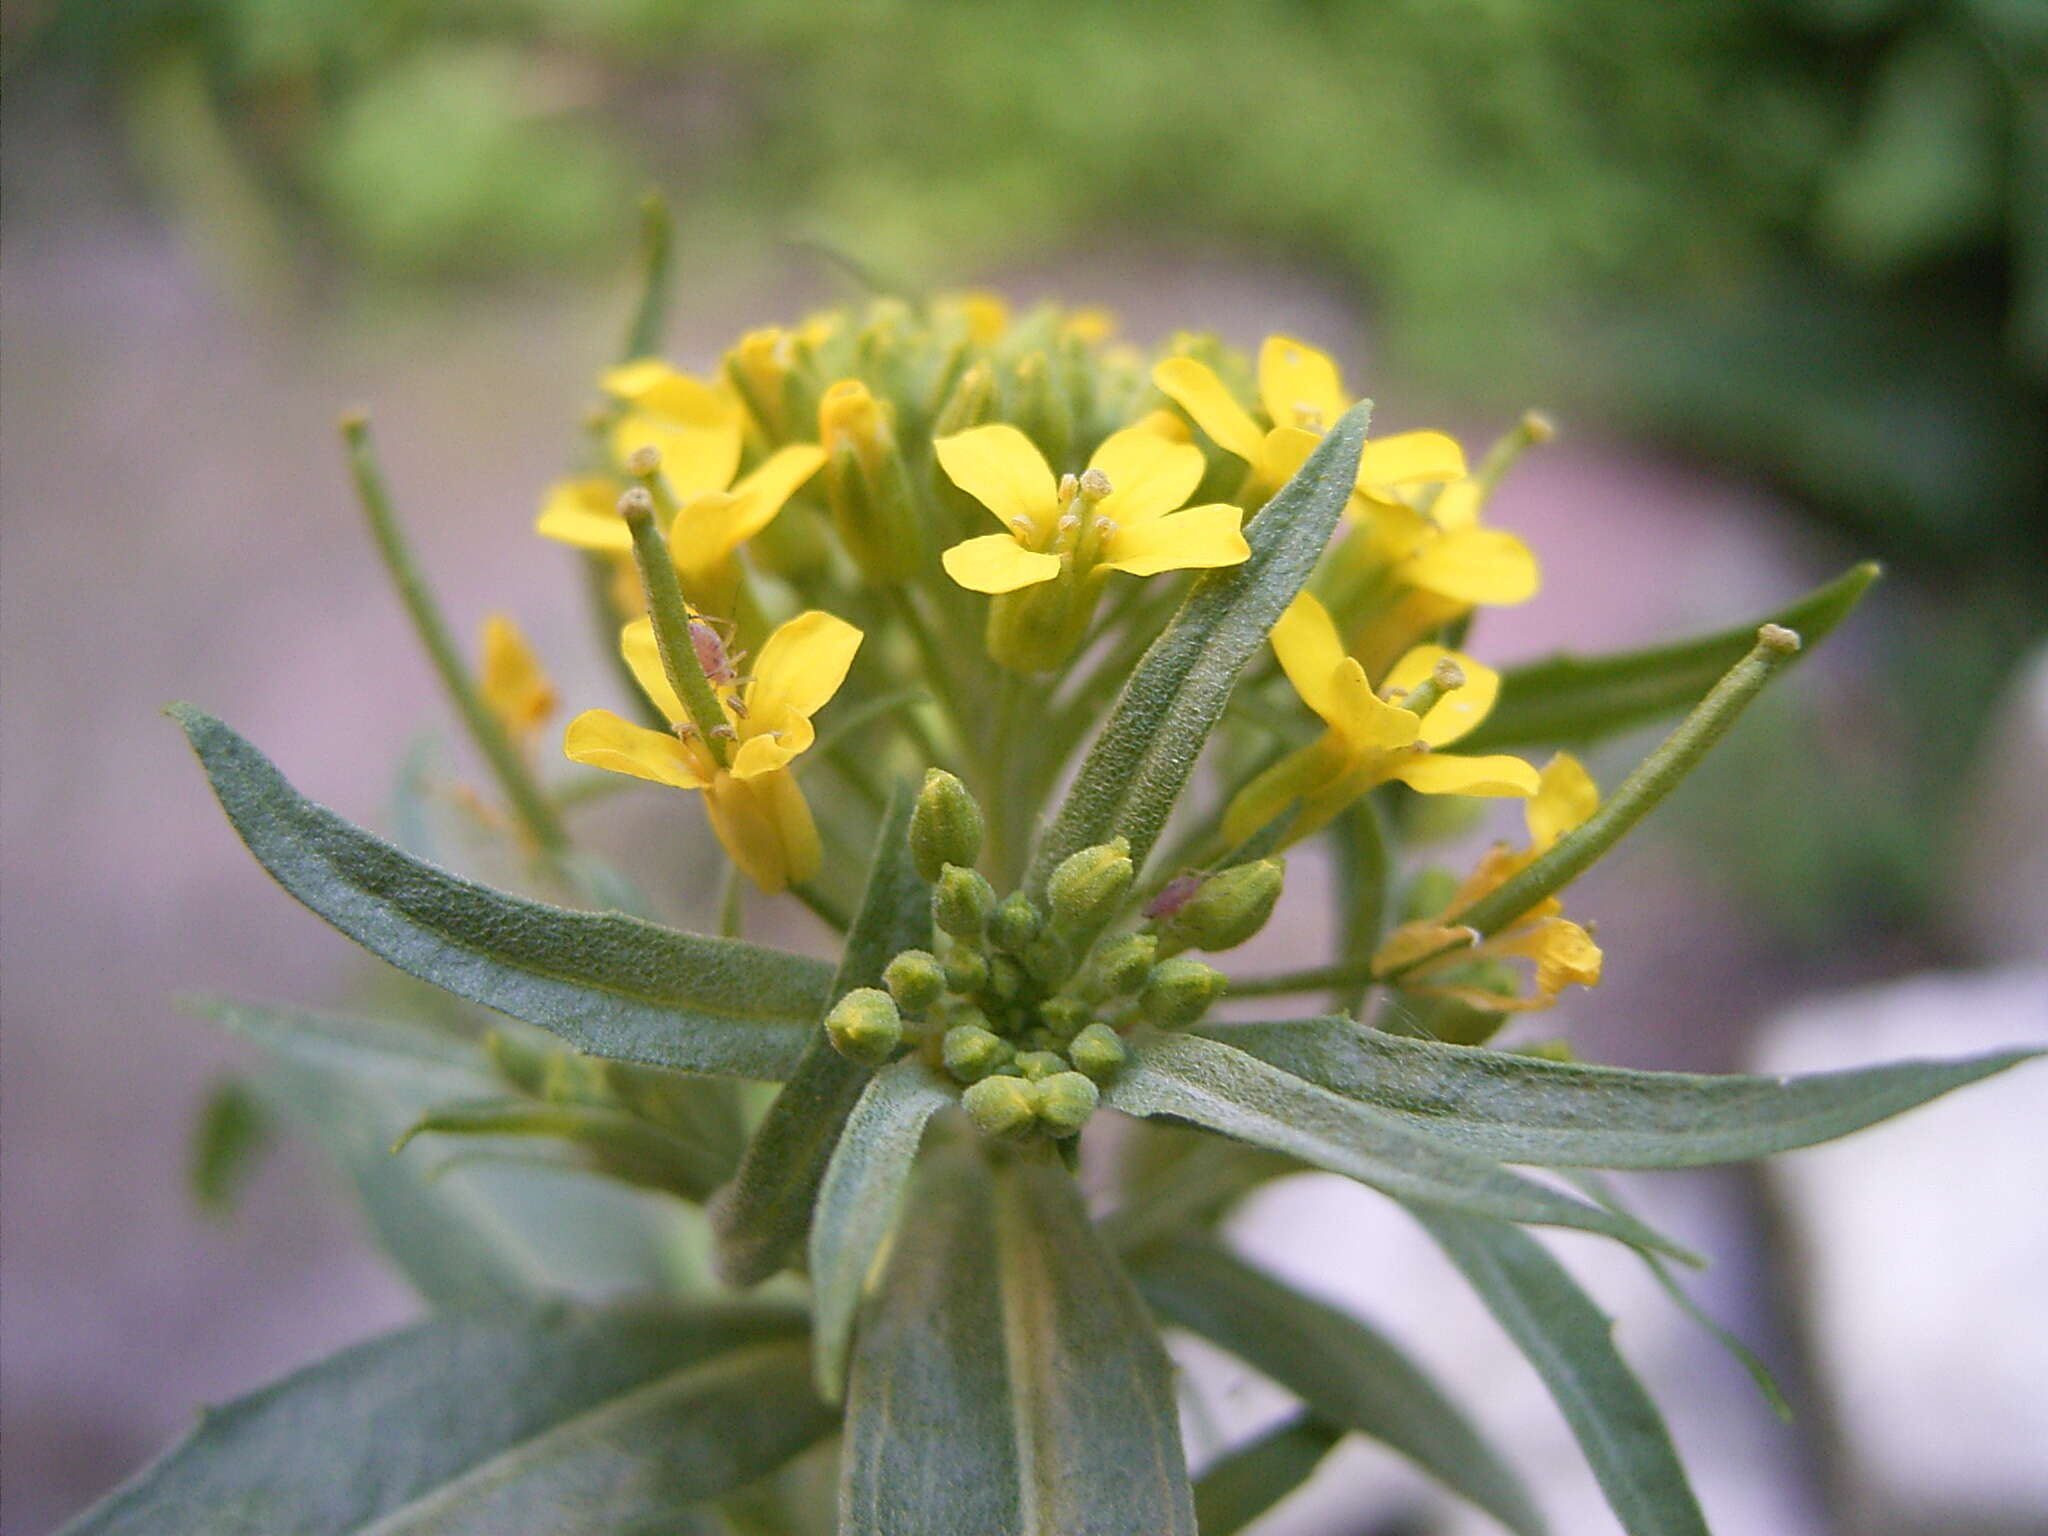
[747,609,864,723]
[535,478,630,553]
[1402,527,1540,607]
[600,358,679,399]
[1356,431,1467,491]
[1483,917,1603,1004]
[1382,645,1501,747]
[1372,920,1476,981]
[1151,357,1265,464]
[934,425,1058,534]
[1088,428,1205,525]
[563,709,705,790]
[1430,478,1484,532]
[1133,408,1193,443]
[952,291,1010,344]
[611,412,743,502]
[480,615,555,737]
[1220,740,1337,848]
[730,706,815,779]
[604,363,731,430]
[1388,752,1540,798]
[763,768,823,886]
[1254,427,1320,490]
[942,533,1062,593]
[1257,335,1348,433]
[1326,664,1426,757]
[1100,504,1249,577]
[619,618,686,724]
[1527,753,1598,851]
[1270,592,1350,724]
[733,442,826,512]
[703,772,794,892]
[666,490,750,582]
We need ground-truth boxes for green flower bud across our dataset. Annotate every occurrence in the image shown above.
[825,987,903,1065]
[1141,958,1227,1029]
[1067,1022,1127,1083]
[1037,996,1090,1038]
[987,954,1026,1002]
[939,1000,994,1036]
[1034,1071,1100,1138]
[942,945,990,995]
[987,891,1044,953]
[484,1029,554,1098]
[1021,930,1073,986]
[910,769,985,883]
[1154,859,1285,956]
[1013,1049,1066,1081]
[1046,837,1134,937]
[882,948,945,1014]
[942,1023,1013,1084]
[960,1074,1038,1139]
[1089,933,1157,997]
[932,864,997,939]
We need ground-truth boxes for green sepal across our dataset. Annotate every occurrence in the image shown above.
[393,1095,739,1205]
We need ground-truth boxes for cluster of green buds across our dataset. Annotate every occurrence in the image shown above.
[823,770,1285,1142]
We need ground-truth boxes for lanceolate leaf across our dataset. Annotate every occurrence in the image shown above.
[1455,562,1879,753]
[64,1300,831,1536]
[712,785,927,1287]
[1134,1236,1544,1535]
[1199,1016,2039,1168]
[1030,403,1370,887]
[1189,1415,1343,1536]
[1412,1208,1710,1536]
[395,1097,735,1205]
[1104,1033,1697,1261]
[172,706,831,1080]
[809,1060,957,1401]
[841,1148,1196,1535]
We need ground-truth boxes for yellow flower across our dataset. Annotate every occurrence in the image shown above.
[1152,335,1466,506]
[1222,592,1538,847]
[935,424,1249,594]
[1372,753,1604,1012]
[479,615,556,743]
[562,609,862,892]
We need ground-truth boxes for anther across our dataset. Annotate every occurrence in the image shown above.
[1757,623,1801,655]
[1077,467,1113,501]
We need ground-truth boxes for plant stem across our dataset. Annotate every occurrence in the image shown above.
[619,191,674,363]
[1223,955,1380,1000]
[622,498,731,768]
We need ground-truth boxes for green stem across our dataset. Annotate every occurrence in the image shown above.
[619,191,674,363]
[790,880,853,933]
[622,496,732,769]
[718,860,744,938]
[1223,956,1380,999]
[342,416,568,856]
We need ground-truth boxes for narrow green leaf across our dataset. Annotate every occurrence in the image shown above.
[1133,1236,1544,1536]
[840,1148,1197,1535]
[395,1096,734,1205]
[809,1060,957,1401]
[1457,562,1880,753]
[171,706,831,1080]
[1189,1415,1342,1536]
[1104,1033,1696,1262]
[188,1077,273,1215]
[1413,1208,1710,1536]
[1199,1017,2040,1168]
[711,785,927,1286]
[1031,403,1370,887]
[63,1299,826,1536]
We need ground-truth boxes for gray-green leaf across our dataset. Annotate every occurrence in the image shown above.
[1200,1016,2039,1167]
[172,705,830,1079]
[1189,1415,1343,1536]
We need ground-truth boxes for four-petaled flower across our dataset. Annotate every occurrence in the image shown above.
[563,609,862,892]
[1223,591,1538,848]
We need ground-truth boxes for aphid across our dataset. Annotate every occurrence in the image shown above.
[1144,871,1204,921]
[688,616,752,715]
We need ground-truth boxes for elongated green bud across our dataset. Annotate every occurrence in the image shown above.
[987,891,1043,953]
[825,988,902,1065]
[942,945,990,995]
[1154,860,1285,956]
[961,1074,1038,1139]
[1067,1022,1127,1083]
[1089,933,1157,997]
[882,949,945,1014]
[820,380,920,579]
[942,1023,1012,1084]
[1035,1071,1100,1138]
[933,864,997,939]
[910,769,985,883]
[1047,837,1134,937]
[1141,958,1227,1029]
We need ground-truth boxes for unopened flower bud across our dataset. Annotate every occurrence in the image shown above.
[942,1023,1013,1084]
[910,770,985,883]
[960,1074,1038,1139]
[825,988,903,1065]
[1154,860,1284,956]
[1067,1022,1127,1082]
[1013,1049,1066,1082]
[939,1000,994,1035]
[1035,1071,1100,1138]
[942,945,990,995]
[1141,958,1227,1029]
[933,864,997,939]
[1038,996,1090,1038]
[1047,837,1134,937]
[882,949,945,1014]
[987,891,1043,953]
[987,954,1026,1001]
[1089,933,1158,996]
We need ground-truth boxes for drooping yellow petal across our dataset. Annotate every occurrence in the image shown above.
[703,772,795,891]
[1088,428,1206,526]
[1100,504,1248,577]
[747,609,863,723]
[942,533,1063,594]
[934,425,1058,534]
[762,768,822,886]
[1387,752,1540,798]
[1483,917,1603,1004]
[480,616,555,738]
[1220,740,1343,848]
[1257,336,1348,433]
[564,709,706,790]
[1356,431,1467,492]
[536,478,631,553]
[1403,527,1540,607]
[1151,357,1266,464]
[1527,753,1598,852]
[1382,645,1501,747]
[1270,592,1351,726]
[612,411,744,502]
[620,618,686,725]
[1372,920,1477,981]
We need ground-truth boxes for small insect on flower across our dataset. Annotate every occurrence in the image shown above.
[689,616,751,713]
